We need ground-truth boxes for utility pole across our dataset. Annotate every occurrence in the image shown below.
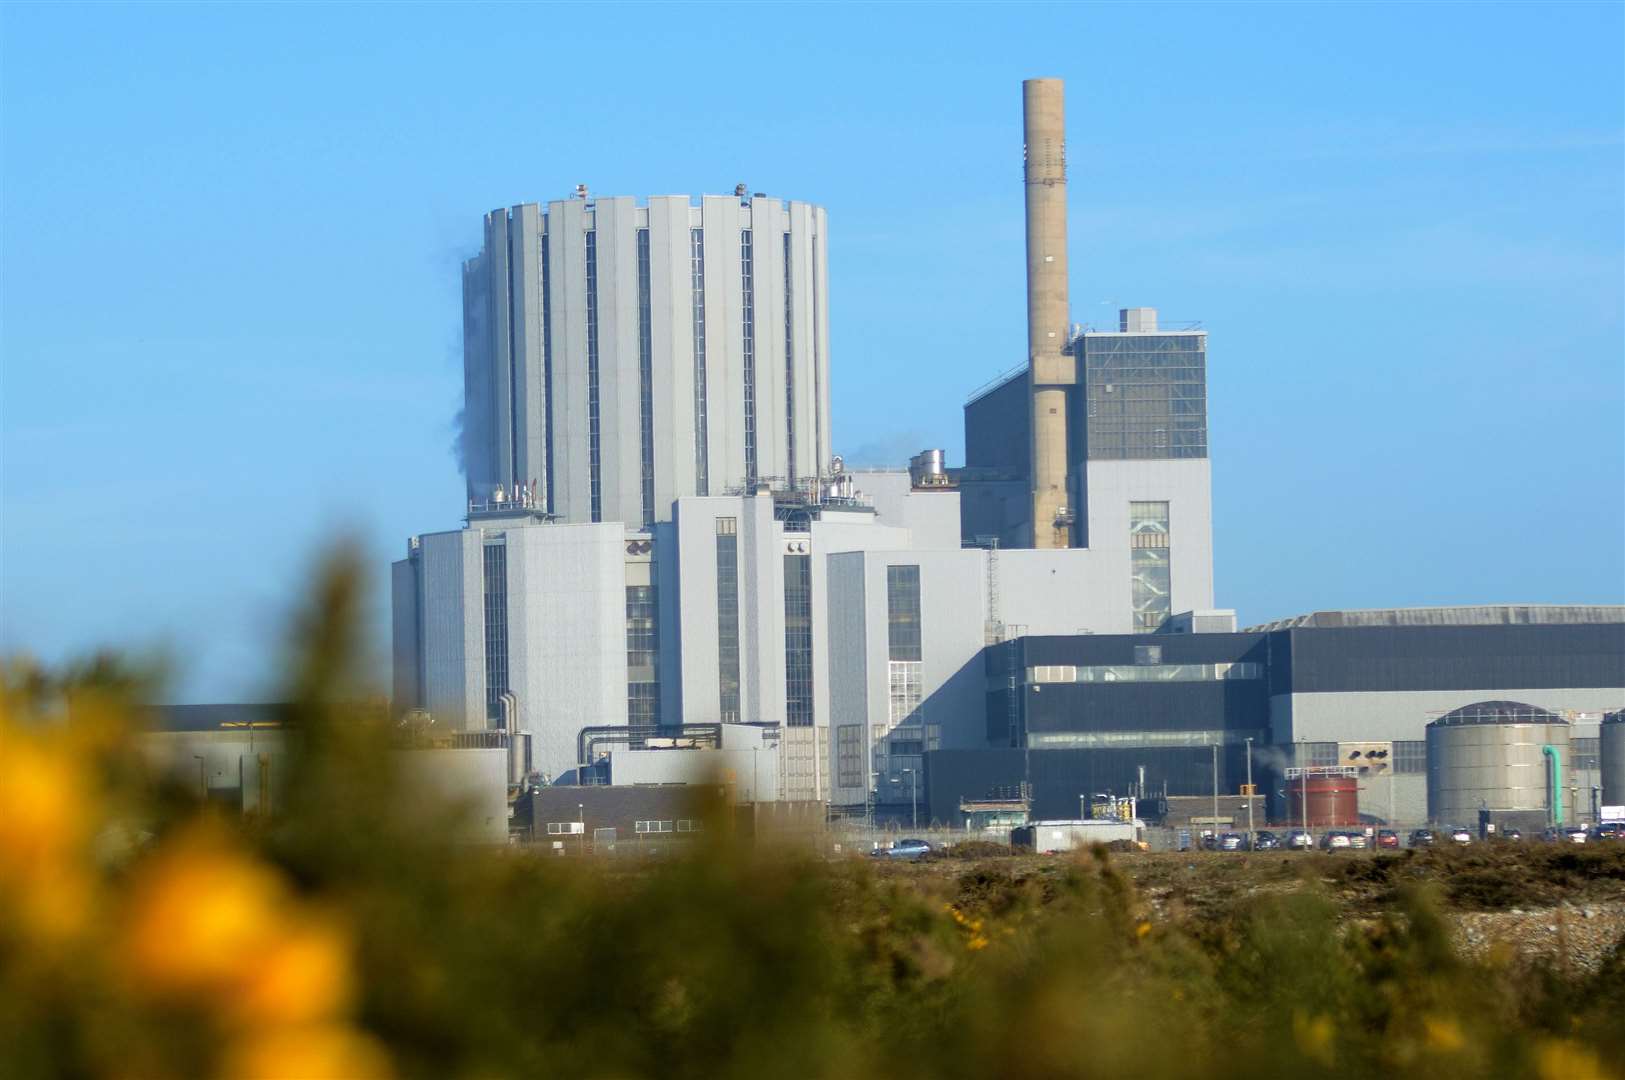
[908,768,918,830]
[1244,737,1255,850]
[578,802,585,857]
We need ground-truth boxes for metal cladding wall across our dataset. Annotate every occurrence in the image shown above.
[1600,712,1625,808]
[988,634,1271,745]
[1426,720,1570,824]
[965,372,1031,471]
[924,746,1249,823]
[1268,624,1625,695]
[1284,775,1359,827]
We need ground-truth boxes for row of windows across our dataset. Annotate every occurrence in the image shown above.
[836,724,865,790]
[716,518,741,723]
[1024,661,1263,685]
[784,554,813,727]
[690,228,709,495]
[540,234,555,512]
[740,229,757,485]
[636,229,656,527]
[482,543,509,723]
[635,819,703,834]
[783,231,796,485]
[626,582,660,725]
[886,565,922,662]
[1030,729,1267,750]
[584,230,602,521]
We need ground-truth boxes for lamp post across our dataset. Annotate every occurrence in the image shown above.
[1210,743,1219,842]
[1244,736,1255,851]
[193,755,208,801]
[577,802,585,857]
[903,768,917,830]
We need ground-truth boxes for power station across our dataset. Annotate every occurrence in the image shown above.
[382,77,1625,834]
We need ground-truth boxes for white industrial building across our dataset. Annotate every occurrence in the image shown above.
[392,464,1216,805]
[460,191,832,526]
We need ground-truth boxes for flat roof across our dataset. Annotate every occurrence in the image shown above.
[1243,605,1625,632]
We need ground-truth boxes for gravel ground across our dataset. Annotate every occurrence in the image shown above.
[1451,901,1625,973]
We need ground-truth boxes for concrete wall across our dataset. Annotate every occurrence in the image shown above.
[506,522,629,780]
[463,197,833,520]
[393,747,510,844]
[416,529,484,730]
[1083,458,1215,624]
[610,746,781,803]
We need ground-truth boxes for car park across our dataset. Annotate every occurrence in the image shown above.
[1252,831,1282,851]
[1408,829,1437,847]
[1287,831,1314,851]
[1376,829,1400,850]
[1449,827,1472,845]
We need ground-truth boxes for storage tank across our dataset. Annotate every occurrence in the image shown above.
[1284,770,1359,826]
[1426,701,1569,826]
[1602,709,1625,812]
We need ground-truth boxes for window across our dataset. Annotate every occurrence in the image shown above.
[1081,332,1207,461]
[1393,740,1427,775]
[585,229,602,522]
[886,565,922,662]
[627,566,659,725]
[1025,661,1262,684]
[1129,501,1171,632]
[545,821,583,836]
[740,229,757,485]
[783,554,813,726]
[690,228,708,495]
[675,819,703,833]
[635,820,674,834]
[1030,729,1266,749]
[1134,644,1162,666]
[716,518,740,722]
[836,724,865,789]
[636,228,655,526]
[1296,742,1339,768]
[783,231,795,484]
[1572,737,1600,770]
[540,233,554,512]
[482,543,508,724]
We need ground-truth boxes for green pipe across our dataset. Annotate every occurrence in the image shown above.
[1543,745,1564,826]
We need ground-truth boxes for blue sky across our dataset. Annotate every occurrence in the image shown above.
[3,2,1622,702]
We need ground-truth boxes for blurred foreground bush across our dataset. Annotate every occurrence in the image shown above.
[3,547,1623,1079]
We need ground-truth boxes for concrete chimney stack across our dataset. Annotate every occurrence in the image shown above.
[1023,78,1074,548]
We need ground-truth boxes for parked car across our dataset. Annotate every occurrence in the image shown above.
[1287,830,1314,851]
[1376,829,1400,850]
[1408,829,1437,847]
[1500,828,1523,842]
[1345,832,1369,850]
[870,838,932,860]
[1448,827,1473,845]
[1320,832,1352,851]
[1252,831,1282,851]
[1218,833,1246,852]
[1594,822,1625,841]
[1563,827,1589,844]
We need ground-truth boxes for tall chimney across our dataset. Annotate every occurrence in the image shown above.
[1023,78,1074,548]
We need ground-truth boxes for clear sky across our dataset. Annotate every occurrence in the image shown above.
[3,2,1622,703]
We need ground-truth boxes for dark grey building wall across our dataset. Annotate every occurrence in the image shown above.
[1268,624,1625,695]
[925,746,1248,821]
[964,372,1030,471]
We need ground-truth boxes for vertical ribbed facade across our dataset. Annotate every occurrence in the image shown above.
[461,194,832,527]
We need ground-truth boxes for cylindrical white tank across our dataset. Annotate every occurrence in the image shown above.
[1426,700,1570,825]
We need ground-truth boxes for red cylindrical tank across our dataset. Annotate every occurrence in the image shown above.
[1285,775,1359,826]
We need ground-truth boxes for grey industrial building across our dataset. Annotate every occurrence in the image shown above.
[922,607,1625,826]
